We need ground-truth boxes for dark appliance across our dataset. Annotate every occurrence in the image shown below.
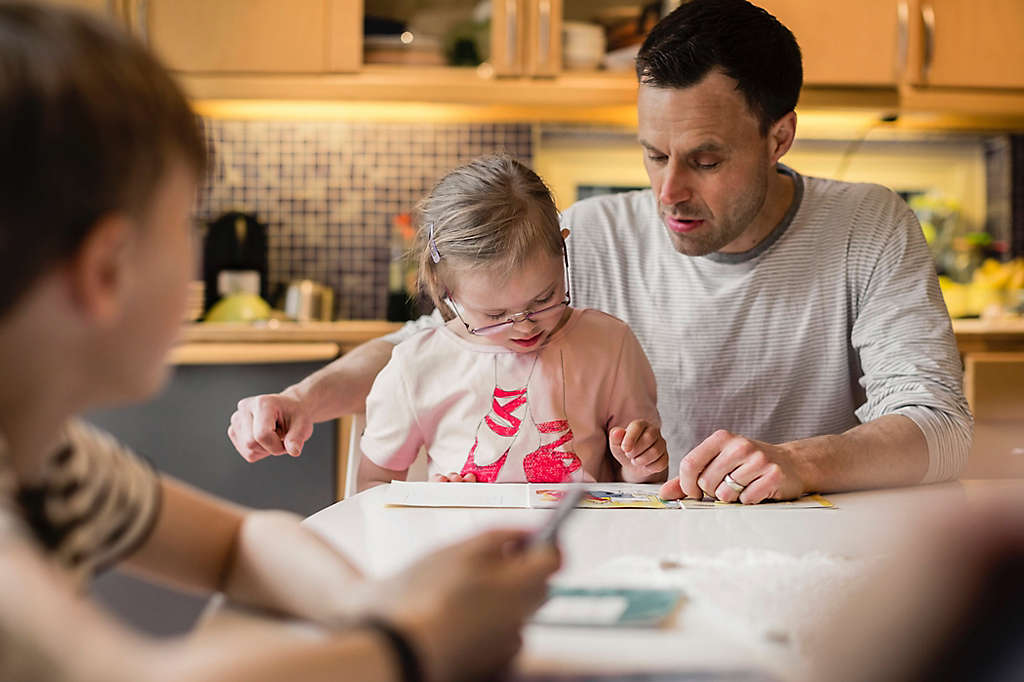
[202,211,269,312]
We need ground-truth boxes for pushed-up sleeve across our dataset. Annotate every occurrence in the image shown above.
[848,190,973,483]
[360,347,425,472]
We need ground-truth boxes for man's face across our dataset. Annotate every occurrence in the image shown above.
[637,70,778,256]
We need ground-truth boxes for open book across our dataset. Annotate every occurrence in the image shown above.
[383,481,835,509]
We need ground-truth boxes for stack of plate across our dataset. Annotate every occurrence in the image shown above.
[185,280,205,322]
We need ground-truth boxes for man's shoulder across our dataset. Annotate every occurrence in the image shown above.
[562,189,655,226]
[802,174,906,216]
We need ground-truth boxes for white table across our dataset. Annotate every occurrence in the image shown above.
[303,480,1021,680]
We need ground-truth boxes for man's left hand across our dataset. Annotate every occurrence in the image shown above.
[659,429,807,504]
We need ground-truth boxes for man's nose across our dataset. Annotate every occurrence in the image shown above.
[659,162,694,207]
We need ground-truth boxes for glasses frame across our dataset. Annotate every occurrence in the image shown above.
[448,243,570,337]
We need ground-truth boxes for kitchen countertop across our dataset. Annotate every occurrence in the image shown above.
[171,317,1024,365]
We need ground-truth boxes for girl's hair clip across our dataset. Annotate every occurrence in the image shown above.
[428,222,441,264]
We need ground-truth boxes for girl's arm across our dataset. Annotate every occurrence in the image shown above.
[357,456,409,492]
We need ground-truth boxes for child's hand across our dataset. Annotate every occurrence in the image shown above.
[431,472,479,483]
[609,420,669,483]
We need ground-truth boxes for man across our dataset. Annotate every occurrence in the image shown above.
[0,4,557,681]
[230,0,971,504]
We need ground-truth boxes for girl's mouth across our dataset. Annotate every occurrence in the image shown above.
[511,332,543,348]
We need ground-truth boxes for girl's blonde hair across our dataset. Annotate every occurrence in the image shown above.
[414,154,563,318]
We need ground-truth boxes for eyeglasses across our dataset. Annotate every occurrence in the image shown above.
[448,245,570,337]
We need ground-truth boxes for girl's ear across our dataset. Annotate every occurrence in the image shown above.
[561,228,570,240]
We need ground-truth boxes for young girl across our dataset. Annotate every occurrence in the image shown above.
[359,155,668,488]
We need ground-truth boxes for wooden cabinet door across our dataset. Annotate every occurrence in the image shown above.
[327,0,361,73]
[491,0,526,76]
[525,0,562,76]
[911,0,1024,89]
[131,0,331,73]
[757,0,906,86]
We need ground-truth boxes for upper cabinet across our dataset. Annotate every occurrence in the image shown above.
[126,0,361,73]
[907,0,1024,89]
[757,0,905,87]
[123,0,1024,122]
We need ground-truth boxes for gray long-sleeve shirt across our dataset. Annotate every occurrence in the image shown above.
[387,167,972,482]
[558,167,971,482]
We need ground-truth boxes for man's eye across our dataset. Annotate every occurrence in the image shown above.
[646,154,668,163]
[695,161,720,170]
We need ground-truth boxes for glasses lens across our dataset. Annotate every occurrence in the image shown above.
[473,320,513,336]
[527,300,567,321]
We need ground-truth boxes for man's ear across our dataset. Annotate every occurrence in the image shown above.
[561,227,570,240]
[66,214,133,323]
[767,111,797,163]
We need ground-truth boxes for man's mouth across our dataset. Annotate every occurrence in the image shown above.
[511,332,543,348]
[665,215,706,234]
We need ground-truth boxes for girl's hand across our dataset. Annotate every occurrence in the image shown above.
[609,420,669,483]
[431,472,479,483]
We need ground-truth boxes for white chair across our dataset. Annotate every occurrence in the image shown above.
[343,413,428,498]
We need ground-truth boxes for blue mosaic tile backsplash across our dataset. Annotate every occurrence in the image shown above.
[196,120,533,319]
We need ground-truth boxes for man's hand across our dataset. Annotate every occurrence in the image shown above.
[609,420,669,483]
[659,429,807,504]
[228,392,314,462]
[364,529,560,682]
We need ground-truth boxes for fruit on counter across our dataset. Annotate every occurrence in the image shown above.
[938,258,1024,318]
[203,293,272,323]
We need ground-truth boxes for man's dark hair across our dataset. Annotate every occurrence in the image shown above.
[636,0,803,135]
[0,3,207,317]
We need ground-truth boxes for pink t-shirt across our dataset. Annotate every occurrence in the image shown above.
[361,308,660,483]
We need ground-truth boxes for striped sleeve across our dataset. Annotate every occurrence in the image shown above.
[847,188,974,483]
[16,420,162,584]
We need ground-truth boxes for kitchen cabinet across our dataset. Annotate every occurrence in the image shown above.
[757,0,905,87]
[127,0,361,73]
[962,352,1024,478]
[906,0,1024,89]
[151,0,1024,124]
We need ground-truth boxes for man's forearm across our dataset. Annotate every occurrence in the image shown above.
[791,414,930,494]
[283,339,396,422]
[220,510,370,626]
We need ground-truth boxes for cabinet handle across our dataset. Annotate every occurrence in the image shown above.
[538,0,551,68]
[895,0,909,80]
[921,2,935,82]
[135,0,150,44]
[506,0,518,68]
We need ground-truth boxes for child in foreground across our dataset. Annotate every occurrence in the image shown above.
[359,155,669,489]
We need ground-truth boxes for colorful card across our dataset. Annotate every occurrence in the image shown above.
[532,587,684,628]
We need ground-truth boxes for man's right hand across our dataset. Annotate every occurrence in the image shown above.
[228,393,314,461]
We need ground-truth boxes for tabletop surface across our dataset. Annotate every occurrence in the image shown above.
[303,480,1024,679]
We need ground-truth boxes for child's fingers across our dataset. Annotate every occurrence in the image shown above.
[431,473,451,482]
[624,426,659,459]
[620,420,650,454]
[463,473,477,482]
[609,426,626,450]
